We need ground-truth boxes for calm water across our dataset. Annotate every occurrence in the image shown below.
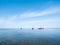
[0,28,60,45]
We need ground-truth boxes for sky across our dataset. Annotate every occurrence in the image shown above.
[0,0,60,28]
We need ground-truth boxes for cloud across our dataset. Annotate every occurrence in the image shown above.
[19,7,60,19]
[4,7,60,21]
[0,18,60,28]
[17,18,60,28]
[0,17,60,28]
[0,7,60,28]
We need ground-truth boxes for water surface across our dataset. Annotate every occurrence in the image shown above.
[0,28,60,45]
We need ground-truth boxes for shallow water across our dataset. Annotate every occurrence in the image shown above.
[0,28,60,45]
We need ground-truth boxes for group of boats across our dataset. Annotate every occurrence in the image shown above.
[20,27,44,30]
[32,28,44,30]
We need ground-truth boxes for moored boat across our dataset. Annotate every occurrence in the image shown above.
[32,28,34,30]
[38,28,44,29]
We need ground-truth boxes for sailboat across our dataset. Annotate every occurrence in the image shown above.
[38,26,44,29]
[38,28,44,29]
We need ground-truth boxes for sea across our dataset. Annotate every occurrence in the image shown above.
[0,28,60,45]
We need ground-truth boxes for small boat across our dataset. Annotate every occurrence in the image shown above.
[20,28,22,30]
[38,28,44,29]
[32,28,34,30]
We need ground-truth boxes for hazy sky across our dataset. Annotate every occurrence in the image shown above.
[0,0,60,28]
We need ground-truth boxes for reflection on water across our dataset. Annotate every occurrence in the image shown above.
[0,28,60,45]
